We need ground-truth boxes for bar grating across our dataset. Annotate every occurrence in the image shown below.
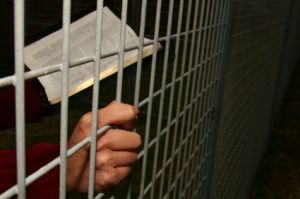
[209,0,300,199]
[1,0,299,198]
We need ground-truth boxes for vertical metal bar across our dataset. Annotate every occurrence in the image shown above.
[139,0,162,197]
[184,0,208,195]
[88,1,104,198]
[190,0,208,175]
[189,0,225,197]
[177,0,202,196]
[171,0,194,196]
[178,0,206,197]
[14,0,26,198]
[59,0,71,198]
[133,0,148,107]
[127,1,148,198]
[203,20,219,142]
[149,0,174,198]
[164,0,185,197]
[205,0,234,198]
[188,0,213,196]
[116,0,129,101]
[201,0,219,186]
[112,2,129,197]
[196,0,218,196]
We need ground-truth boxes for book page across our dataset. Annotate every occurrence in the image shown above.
[24,7,154,104]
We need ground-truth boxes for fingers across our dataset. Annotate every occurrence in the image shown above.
[73,102,139,143]
[96,149,137,168]
[97,129,142,151]
[98,102,139,128]
[95,166,131,190]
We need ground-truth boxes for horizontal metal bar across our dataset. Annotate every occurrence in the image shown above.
[223,48,275,118]
[144,143,210,197]
[142,119,212,196]
[0,23,225,88]
[137,77,217,159]
[0,125,111,199]
[138,105,213,160]
[161,157,209,199]
[231,20,288,38]
[1,76,215,198]
[179,154,210,198]
[1,74,215,198]
[191,176,207,199]
[138,52,222,107]
[94,193,105,199]
[219,62,274,154]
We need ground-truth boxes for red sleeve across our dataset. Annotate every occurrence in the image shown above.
[0,143,59,199]
[0,79,44,130]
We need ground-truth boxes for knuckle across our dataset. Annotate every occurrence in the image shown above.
[103,169,119,186]
[97,149,112,167]
[126,106,136,118]
[99,130,113,148]
[78,113,91,130]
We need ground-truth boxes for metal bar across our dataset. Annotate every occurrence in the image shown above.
[193,2,225,197]
[199,3,223,197]
[94,193,105,199]
[223,74,272,197]
[176,0,203,196]
[200,62,216,198]
[138,51,221,106]
[188,0,215,197]
[0,24,227,89]
[127,0,148,197]
[1,77,216,198]
[172,0,201,196]
[138,0,162,197]
[111,2,129,197]
[215,50,274,157]
[116,0,129,101]
[141,108,213,196]
[195,0,214,170]
[14,0,26,198]
[197,67,213,198]
[216,69,272,195]
[133,0,148,107]
[59,0,71,198]
[182,0,212,197]
[143,123,210,196]
[164,0,185,196]
[188,0,225,197]
[88,1,104,198]
[149,0,174,198]
[0,125,111,199]
[137,80,217,160]
[204,0,235,197]
[158,30,221,198]
[162,142,209,199]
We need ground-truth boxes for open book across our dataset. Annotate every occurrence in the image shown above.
[25,7,157,104]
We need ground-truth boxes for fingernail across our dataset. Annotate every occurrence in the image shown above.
[134,107,139,115]
[110,100,117,104]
